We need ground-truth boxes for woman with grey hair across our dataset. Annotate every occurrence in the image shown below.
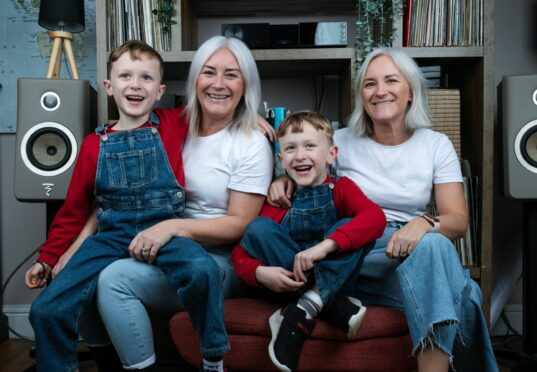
[58,36,273,371]
[270,47,498,371]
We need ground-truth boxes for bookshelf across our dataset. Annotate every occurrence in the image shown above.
[95,0,494,321]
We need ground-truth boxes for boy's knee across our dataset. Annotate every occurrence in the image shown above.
[244,216,276,236]
[188,256,224,286]
[30,294,55,324]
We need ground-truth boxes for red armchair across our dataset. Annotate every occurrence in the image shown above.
[169,298,417,371]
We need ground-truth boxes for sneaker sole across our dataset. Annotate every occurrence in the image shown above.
[347,297,367,339]
[268,309,293,372]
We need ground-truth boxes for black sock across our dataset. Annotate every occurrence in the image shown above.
[88,344,123,372]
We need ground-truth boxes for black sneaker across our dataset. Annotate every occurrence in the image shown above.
[321,295,367,338]
[268,304,316,372]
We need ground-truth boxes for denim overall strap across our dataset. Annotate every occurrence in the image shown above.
[281,182,339,248]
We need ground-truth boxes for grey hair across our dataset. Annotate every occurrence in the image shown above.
[184,36,261,137]
[347,47,431,136]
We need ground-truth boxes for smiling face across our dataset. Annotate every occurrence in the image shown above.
[278,121,337,188]
[196,48,244,128]
[104,52,165,128]
[361,55,413,128]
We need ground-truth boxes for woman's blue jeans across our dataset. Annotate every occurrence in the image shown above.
[79,246,249,369]
[354,225,499,371]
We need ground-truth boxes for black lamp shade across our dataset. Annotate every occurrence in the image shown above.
[38,0,85,33]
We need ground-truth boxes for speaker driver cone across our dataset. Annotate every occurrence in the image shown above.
[521,127,537,167]
[20,122,78,177]
[27,128,71,171]
[515,120,537,174]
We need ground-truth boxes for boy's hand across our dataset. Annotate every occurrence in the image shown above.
[255,266,304,293]
[293,239,338,282]
[256,115,276,141]
[25,261,51,289]
[267,175,294,208]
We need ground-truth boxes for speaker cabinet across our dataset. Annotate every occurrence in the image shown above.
[502,75,537,199]
[15,78,90,201]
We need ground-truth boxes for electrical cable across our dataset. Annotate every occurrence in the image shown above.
[1,247,39,341]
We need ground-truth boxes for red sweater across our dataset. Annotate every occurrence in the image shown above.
[37,107,189,267]
[231,176,386,287]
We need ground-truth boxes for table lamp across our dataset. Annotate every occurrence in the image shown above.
[38,0,85,79]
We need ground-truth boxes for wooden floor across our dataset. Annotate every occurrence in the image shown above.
[0,339,98,372]
[0,337,522,372]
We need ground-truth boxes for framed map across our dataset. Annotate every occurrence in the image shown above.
[0,0,97,133]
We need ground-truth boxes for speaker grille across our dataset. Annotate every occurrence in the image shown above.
[26,128,71,171]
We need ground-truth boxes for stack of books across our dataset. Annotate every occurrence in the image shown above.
[403,0,483,47]
[107,0,172,52]
[427,89,477,267]
[421,65,443,88]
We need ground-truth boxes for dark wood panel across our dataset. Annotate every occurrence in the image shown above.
[190,0,355,17]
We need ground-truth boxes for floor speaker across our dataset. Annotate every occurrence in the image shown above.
[502,74,537,200]
[15,78,90,201]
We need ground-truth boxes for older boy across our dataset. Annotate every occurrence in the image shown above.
[232,111,386,372]
[25,40,228,372]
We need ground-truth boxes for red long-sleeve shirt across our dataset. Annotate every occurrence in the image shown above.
[37,107,189,267]
[231,176,386,287]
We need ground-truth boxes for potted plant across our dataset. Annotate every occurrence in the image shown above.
[355,0,404,68]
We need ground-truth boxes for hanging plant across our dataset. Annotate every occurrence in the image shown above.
[355,0,404,69]
[152,0,177,35]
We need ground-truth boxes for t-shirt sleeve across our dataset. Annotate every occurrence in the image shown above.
[229,131,274,196]
[433,133,463,184]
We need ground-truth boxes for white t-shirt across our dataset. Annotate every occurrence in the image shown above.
[182,126,273,220]
[334,127,462,222]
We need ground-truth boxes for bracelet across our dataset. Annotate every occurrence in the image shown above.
[420,214,440,233]
[33,260,47,272]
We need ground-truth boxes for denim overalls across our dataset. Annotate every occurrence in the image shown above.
[30,114,229,371]
[241,182,370,304]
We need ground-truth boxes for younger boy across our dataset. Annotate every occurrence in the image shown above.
[25,40,228,372]
[232,111,386,372]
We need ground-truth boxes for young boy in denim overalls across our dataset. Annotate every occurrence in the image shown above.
[25,40,229,371]
[231,111,386,372]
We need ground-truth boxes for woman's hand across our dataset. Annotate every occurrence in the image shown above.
[267,175,294,208]
[386,218,430,259]
[25,262,51,289]
[293,239,338,282]
[256,115,276,141]
[129,219,191,264]
[255,266,305,293]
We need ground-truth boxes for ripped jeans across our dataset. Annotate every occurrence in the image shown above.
[353,224,498,372]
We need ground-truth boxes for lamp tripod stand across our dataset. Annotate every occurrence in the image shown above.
[46,31,79,79]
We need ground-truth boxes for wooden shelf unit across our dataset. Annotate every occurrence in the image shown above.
[95,0,494,321]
